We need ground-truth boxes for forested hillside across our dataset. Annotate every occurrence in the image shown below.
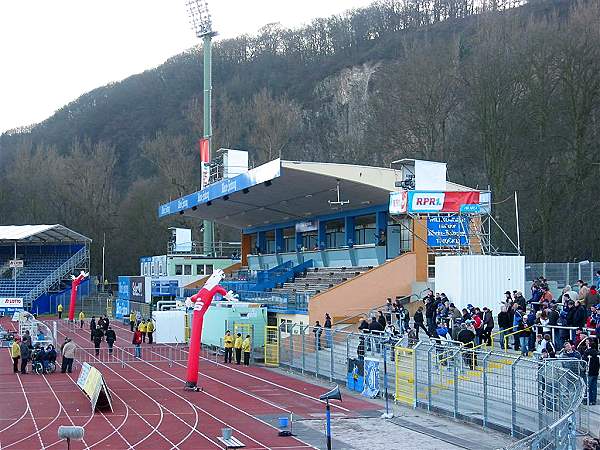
[1,0,599,277]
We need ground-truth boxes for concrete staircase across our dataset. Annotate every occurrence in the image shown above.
[270,266,372,298]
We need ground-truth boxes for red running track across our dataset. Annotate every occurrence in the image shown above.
[0,316,378,449]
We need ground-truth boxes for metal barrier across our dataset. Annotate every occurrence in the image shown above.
[72,344,189,370]
[276,326,588,448]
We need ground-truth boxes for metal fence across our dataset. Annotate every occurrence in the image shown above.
[71,344,189,369]
[526,262,600,288]
[276,326,587,449]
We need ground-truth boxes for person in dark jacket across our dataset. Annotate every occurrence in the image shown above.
[497,306,511,349]
[584,339,600,405]
[457,324,476,369]
[514,292,527,311]
[424,293,437,333]
[482,307,495,346]
[548,304,559,326]
[517,317,531,356]
[369,317,384,352]
[19,340,31,374]
[101,315,110,332]
[92,327,104,356]
[413,306,429,339]
[324,313,332,348]
[313,321,322,350]
[105,327,116,354]
[573,301,587,328]
[90,316,97,342]
[377,311,387,330]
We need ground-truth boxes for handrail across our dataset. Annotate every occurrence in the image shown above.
[23,247,88,307]
[503,326,533,351]
[335,293,416,326]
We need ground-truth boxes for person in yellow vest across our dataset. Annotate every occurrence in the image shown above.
[234,333,243,365]
[242,335,251,366]
[146,319,155,344]
[129,311,136,332]
[57,303,63,320]
[223,331,233,363]
[138,320,147,343]
[79,311,85,329]
[11,337,21,373]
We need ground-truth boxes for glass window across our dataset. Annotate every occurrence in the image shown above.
[354,214,376,245]
[205,265,213,275]
[325,219,344,249]
[196,264,204,275]
[184,265,192,275]
[175,264,183,275]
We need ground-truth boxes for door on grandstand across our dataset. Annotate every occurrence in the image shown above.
[264,326,279,366]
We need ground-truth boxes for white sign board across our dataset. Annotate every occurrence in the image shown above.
[434,255,525,312]
[152,310,186,344]
[414,160,447,191]
[9,259,23,268]
[0,298,24,308]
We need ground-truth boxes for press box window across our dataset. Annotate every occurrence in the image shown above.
[175,265,183,275]
[184,265,192,275]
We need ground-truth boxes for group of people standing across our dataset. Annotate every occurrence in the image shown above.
[89,315,117,355]
[223,331,252,365]
[10,330,77,375]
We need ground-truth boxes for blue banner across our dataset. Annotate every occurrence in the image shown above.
[158,159,281,218]
[347,358,364,392]
[427,216,469,247]
[115,298,130,319]
[118,276,130,301]
[362,358,380,398]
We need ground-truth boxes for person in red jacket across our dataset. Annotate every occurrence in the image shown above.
[133,329,142,358]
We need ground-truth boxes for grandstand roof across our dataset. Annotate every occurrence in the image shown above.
[0,225,91,244]
[158,159,476,229]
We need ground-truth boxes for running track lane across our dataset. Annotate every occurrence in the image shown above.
[62,320,313,449]
[55,323,224,449]
[108,319,377,417]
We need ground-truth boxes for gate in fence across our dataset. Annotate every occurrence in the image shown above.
[394,346,415,406]
[264,326,279,366]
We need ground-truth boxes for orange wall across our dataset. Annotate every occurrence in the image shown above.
[241,234,252,267]
[308,252,417,324]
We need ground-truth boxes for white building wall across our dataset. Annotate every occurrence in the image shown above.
[435,255,525,312]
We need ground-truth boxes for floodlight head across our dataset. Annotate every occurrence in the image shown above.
[186,0,216,38]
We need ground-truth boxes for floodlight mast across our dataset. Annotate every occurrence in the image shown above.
[186,0,217,254]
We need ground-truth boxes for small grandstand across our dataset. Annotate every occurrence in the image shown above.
[0,225,91,314]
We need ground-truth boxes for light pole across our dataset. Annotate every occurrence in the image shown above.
[186,0,216,255]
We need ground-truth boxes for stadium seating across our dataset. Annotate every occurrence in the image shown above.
[270,266,372,298]
[0,247,79,298]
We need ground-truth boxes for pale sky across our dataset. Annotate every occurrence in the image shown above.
[0,0,374,134]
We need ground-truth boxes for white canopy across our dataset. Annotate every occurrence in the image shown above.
[0,225,91,244]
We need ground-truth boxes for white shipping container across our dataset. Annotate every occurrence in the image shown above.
[434,255,525,313]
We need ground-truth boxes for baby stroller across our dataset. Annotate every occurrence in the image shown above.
[31,345,56,374]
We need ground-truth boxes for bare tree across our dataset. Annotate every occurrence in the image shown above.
[248,88,303,164]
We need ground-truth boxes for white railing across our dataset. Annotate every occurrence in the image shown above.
[24,247,89,308]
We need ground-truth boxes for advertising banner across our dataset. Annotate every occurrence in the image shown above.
[390,190,480,214]
[427,216,469,247]
[362,357,380,398]
[118,276,130,301]
[295,220,318,233]
[159,158,282,218]
[130,276,148,303]
[0,297,23,309]
[347,358,364,392]
[115,298,130,319]
[77,363,113,412]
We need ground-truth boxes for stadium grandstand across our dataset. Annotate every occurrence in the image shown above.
[158,156,495,329]
[0,225,90,314]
